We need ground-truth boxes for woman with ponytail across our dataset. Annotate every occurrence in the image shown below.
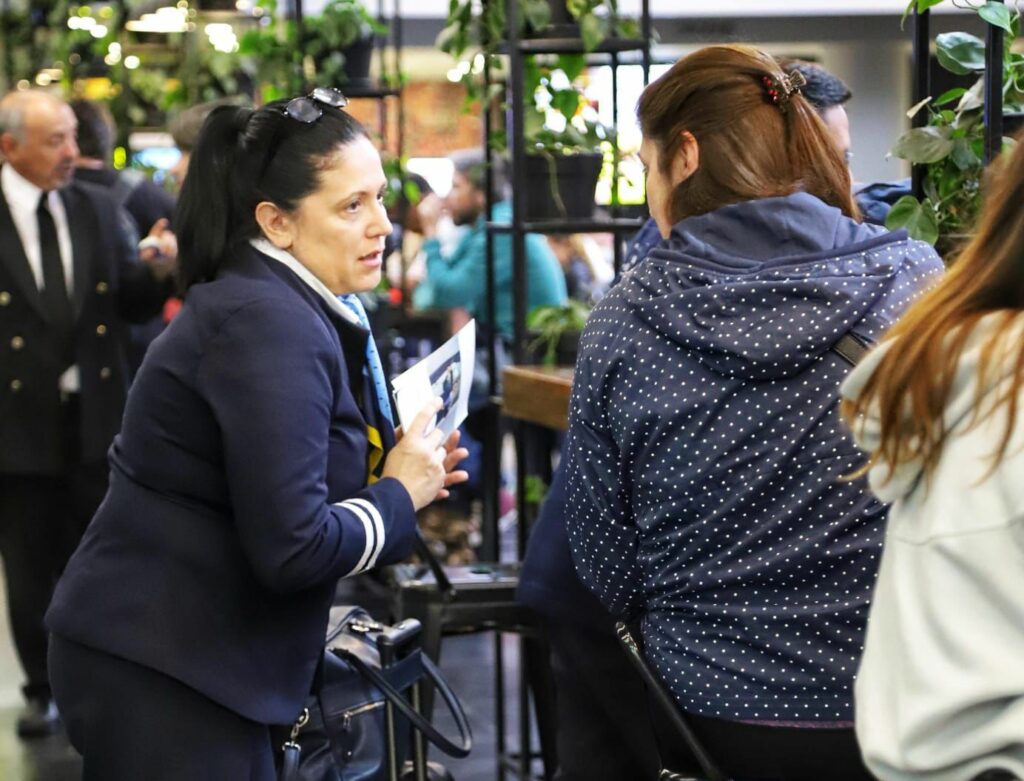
[562,45,943,779]
[44,92,468,778]
[842,137,1024,781]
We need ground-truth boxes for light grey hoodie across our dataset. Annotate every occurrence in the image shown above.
[841,313,1024,781]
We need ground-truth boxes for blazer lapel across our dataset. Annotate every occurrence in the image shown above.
[60,187,94,319]
[0,191,47,320]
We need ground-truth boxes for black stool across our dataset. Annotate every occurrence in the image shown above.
[388,538,557,780]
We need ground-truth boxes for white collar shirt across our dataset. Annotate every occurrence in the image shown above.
[1,164,79,393]
[1,163,75,297]
[249,237,361,328]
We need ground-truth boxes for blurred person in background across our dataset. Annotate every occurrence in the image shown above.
[0,89,176,737]
[547,233,611,304]
[415,148,567,342]
[71,98,177,374]
[167,98,240,192]
[70,99,175,242]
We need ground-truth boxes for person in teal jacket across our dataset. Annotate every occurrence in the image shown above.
[417,149,567,340]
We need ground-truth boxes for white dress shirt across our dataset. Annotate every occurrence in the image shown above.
[2,164,79,392]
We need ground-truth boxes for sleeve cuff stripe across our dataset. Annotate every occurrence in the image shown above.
[348,498,386,568]
[336,500,377,576]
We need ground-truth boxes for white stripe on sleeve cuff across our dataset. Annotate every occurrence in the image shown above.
[347,498,386,568]
[335,499,382,576]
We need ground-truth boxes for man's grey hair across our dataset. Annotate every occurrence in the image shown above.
[0,100,27,142]
[449,148,508,199]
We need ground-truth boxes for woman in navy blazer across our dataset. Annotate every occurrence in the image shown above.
[45,91,468,779]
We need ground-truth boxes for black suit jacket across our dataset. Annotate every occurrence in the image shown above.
[0,176,170,474]
[47,246,417,724]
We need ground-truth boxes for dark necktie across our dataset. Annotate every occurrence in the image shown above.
[37,192,73,329]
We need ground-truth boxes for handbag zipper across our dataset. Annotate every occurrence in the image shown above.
[341,700,385,730]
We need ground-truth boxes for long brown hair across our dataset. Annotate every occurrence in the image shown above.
[636,45,858,223]
[840,135,1024,482]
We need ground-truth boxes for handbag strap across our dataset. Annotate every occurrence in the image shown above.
[339,648,473,758]
[832,332,872,367]
[616,622,731,781]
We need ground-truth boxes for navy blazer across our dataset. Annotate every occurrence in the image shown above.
[46,245,417,724]
[0,178,171,473]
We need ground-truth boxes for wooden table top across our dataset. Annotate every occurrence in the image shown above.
[501,365,575,431]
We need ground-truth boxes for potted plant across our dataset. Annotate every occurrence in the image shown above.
[886,0,1023,253]
[239,0,384,100]
[521,53,612,219]
[304,0,386,89]
[437,2,636,220]
[527,299,592,366]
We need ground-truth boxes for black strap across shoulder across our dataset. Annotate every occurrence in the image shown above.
[832,333,872,367]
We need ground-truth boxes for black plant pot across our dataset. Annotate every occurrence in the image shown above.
[339,33,375,88]
[526,329,582,367]
[523,152,602,221]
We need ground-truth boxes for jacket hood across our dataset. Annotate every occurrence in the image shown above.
[624,192,908,380]
[841,312,1024,503]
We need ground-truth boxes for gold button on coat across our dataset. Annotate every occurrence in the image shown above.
[95,281,109,294]
[96,324,107,336]
[9,379,21,392]
[99,367,111,380]
[0,291,10,306]
[10,336,24,350]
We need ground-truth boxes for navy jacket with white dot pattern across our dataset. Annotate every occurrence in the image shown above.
[565,192,944,723]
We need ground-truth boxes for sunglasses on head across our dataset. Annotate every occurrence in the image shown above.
[281,87,350,123]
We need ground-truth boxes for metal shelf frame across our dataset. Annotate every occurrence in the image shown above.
[476,3,653,780]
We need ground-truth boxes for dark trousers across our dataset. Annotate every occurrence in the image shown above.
[546,619,661,781]
[660,713,875,781]
[0,397,107,701]
[50,635,277,781]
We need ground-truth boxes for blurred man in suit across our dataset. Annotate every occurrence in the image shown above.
[0,89,174,737]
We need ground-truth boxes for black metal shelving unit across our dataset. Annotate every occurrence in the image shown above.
[476,2,652,779]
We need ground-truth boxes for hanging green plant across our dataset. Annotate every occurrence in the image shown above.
[887,0,1024,248]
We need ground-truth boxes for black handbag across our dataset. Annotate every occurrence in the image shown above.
[279,605,472,781]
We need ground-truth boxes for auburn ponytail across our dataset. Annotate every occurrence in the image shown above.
[637,45,857,224]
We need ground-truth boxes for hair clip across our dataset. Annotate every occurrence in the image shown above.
[761,70,808,112]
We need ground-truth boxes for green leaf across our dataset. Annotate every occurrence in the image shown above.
[950,136,982,170]
[521,0,551,34]
[580,14,604,52]
[935,31,986,75]
[902,0,945,29]
[551,89,582,119]
[890,126,955,163]
[979,1,1014,34]
[933,87,966,106]
[956,78,985,112]
[885,196,940,245]
[557,54,587,83]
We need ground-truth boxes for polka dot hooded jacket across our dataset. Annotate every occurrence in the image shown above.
[564,192,943,723]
